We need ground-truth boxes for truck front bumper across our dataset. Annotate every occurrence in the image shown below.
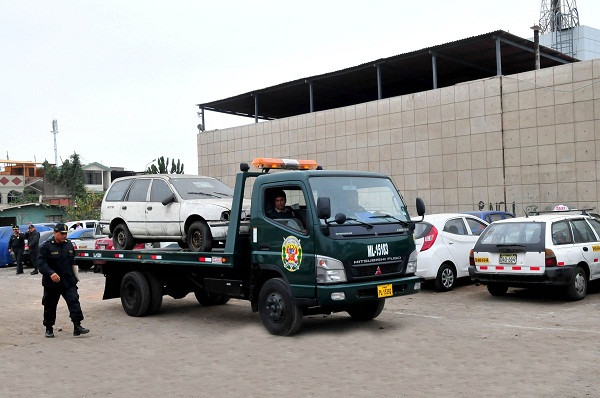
[316,275,422,306]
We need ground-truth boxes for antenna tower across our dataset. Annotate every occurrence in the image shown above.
[51,119,58,165]
[539,0,580,57]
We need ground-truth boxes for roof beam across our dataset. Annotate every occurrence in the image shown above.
[494,35,570,64]
[429,50,496,75]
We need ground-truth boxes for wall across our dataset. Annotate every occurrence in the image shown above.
[198,59,600,216]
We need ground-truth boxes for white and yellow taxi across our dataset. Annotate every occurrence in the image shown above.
[469,209,600,300]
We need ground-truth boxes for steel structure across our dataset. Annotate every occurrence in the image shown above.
[539,0,580,57]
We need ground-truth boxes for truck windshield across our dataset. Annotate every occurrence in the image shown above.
[309,176,410,225]
[170,177,234,200]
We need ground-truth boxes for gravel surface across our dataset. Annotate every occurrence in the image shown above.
[1,265,599,397]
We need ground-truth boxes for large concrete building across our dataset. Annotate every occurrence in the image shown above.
[197,31,599,216]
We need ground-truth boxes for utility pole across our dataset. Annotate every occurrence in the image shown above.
[51,119,58,165]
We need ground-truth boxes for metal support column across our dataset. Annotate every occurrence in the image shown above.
[307,80,314,112]
[200,106,205,131]
[253,93,259,123]
[376,64,382,99]
[431,54,438,89]
[495,37,502,76]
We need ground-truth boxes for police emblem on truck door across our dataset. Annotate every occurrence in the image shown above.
[282,236,302,272]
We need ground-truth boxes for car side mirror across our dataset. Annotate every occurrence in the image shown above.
[162,194,175,206]
[317,197,331,220]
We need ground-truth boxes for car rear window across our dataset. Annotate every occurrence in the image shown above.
[105,179,134,202]
[414,222,433,239]
[476,221,545,252]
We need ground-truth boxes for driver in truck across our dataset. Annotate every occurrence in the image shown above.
[266,190,298,220]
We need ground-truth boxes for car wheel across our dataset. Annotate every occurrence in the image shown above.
[566,266,587,301]
[434,263,456,292]
[187,221,213,252]
[487,283,508,296]
[113,223,135,250]
[347,300,385,321]
[258,278,303,336]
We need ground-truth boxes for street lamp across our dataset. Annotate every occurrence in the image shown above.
[144,159,157,173]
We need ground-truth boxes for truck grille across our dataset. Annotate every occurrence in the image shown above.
[351,262,402,278]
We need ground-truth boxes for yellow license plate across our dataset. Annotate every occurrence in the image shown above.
[377,284,393,298]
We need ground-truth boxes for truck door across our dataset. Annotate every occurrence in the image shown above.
[252,183,316,299]
[145,178,181,237]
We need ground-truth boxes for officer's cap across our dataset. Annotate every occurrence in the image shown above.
[12,225,19,230]
[54,223,69,234]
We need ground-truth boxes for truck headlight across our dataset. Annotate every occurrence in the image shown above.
[406,250,417,273]
[316,255,347,284]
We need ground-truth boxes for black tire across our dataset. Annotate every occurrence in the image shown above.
[187,221,213,252]
[566,266,587,301]
[434,263,456,291]
[347,299,385,321]
[113,223,135,250]
[258,278,303,336]
[194,289,230,306]
[487,283,509,296]
[177,241,187,249]
[144,272,163,314]
[120,271,151,317]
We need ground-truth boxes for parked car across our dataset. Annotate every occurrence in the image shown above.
[469,211,600,300]
[413,213,489,291]
[463,211,515,224]
[66,220,99,231]
[67,228,106,250]
[94,237,145,250]
[100,174,250,251]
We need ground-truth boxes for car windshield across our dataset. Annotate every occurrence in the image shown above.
[479,222,544,245]
[170,177,234,200]
[308,176,410,225]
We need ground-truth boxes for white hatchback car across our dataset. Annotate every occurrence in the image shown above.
[100,175,247,252]
[413,213,489,291]
[469,211,600,300]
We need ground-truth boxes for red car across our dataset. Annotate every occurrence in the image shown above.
[94,237,145,250]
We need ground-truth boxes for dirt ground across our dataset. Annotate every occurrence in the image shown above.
[1,265,599,398]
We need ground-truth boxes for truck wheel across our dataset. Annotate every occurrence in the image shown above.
[194,289,230,306]
[434,263,456,291]
[487,283,508,296]
[120,271,151,317]
[113,223,135,250]
[144,272,163,314]
[258,278,303,336]
[187,221,213,252]
[566,266,587,301]
[347,299,385,321]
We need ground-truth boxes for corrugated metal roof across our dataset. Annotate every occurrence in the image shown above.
[198,30,577,122]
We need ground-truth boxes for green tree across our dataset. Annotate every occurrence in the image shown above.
[146,156,184,174]
[66,190,103,220]
[43,152,86,199]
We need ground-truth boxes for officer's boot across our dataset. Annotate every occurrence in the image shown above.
[45,327,54,338]
[73,321,90,336]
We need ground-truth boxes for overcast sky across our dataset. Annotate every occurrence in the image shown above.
[1,0,598,172]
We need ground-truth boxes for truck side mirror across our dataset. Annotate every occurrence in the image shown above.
[317,197,331,220]
[416,197,425,217]
[162,194,175,206]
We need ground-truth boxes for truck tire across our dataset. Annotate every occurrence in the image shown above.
[144,272,163,314]
[347,299,385,321]
[120,271,151,317]
[187,221,213,252]
[566,266,587,301]
[113,223,135,250]
[194,289,230,306]
[434,263,456,291]
[487,283,508,296]
[258,278,303,336]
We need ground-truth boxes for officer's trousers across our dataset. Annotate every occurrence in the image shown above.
[42,284,84,327]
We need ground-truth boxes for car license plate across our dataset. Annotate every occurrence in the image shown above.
[499,254,517,264]
[377,284,393,298]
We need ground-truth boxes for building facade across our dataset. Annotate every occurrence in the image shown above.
[198,59,600,216]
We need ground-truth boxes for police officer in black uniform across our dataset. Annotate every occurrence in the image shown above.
[266,190,298,219]
[8,225,25,274]
[25,224,40,275]
[37,223,90,338]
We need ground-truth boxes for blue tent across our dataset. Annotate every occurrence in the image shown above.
[0,224,52,267]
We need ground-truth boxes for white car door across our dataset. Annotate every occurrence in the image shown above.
[586,218,600,279]
[122,178,151,236]
[441,217,479,277]
[145,178,181,237]
[571,218,600,279]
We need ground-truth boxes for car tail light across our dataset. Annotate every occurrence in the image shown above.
[94,243,100,249]
[420,225,438,251]
[545,249,557,267]
[469,249,475,266]
[72,242,78,250]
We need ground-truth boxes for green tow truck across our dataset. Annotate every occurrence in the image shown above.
[75,158,425,335]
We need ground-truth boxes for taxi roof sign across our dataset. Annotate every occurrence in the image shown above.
[553,204,569,211]
[252,157,318,170]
